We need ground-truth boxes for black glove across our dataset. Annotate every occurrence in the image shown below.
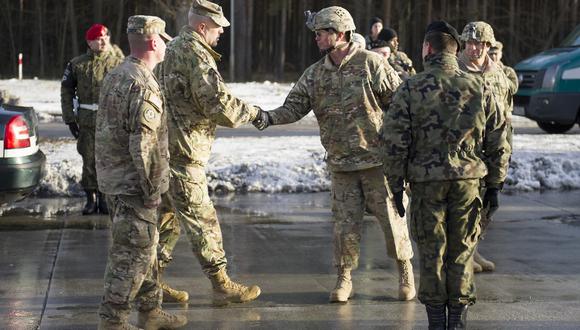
[252,109,270,131]
[67,122,80,139]
[393,191,406,218]
[483,188,499,218]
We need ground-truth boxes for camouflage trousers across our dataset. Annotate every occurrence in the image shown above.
[157,193,180,270]
[331,166,414,270]
[99,195,162,323]
[410,179,481,307]
[163,164,227,275]
[77,109,97,191]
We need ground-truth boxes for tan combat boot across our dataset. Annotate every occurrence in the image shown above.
[160,281,189,303]
[209,268,261,306]
[397,259,416,301]
[474,249,495,272]
[329,267,353,303]
[137,308,187,330]
[98,318,142,330]
[473,260,483,273]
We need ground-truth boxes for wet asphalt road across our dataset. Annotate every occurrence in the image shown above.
[1,191,580,329]
[1,117,579,329]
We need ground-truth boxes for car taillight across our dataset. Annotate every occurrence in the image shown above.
[4,115,31,149]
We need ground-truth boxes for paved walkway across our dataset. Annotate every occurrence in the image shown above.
[1,191,579,329]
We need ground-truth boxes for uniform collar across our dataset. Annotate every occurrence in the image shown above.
[458,52,498,73]
[180,25,222,61]
[323,42,360,70]
[423,52,459,70]
[87,46,113,58]
[127,56,157,81]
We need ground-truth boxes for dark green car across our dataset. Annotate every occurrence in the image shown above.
[0,104,45,205]
[514,24,580,133]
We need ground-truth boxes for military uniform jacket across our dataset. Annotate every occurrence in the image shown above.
[60,47,124,124]
[268,44,402,172]
[389,51,416,79]
[382,52,511,193]
[157,26,259,168]
[499,61,519,95]
[96,56,169,206]
[458,53,515,119]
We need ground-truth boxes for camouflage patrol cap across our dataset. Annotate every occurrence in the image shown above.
[305,6,356,33]
[461,21,496,45]
[127,15,172,41]
[190,0,230,27]
[351,33,366,48]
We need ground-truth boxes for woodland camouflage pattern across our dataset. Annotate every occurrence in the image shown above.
[61,47,124,191]
[96,56,169,211]
[382,52,511,194]
[268,43,402,172]
[61,47,124,124]
[382,52,510,307]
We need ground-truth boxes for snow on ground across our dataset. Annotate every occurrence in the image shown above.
[0,79,305,122]
[1,79,579,197]
[36,134,580,197]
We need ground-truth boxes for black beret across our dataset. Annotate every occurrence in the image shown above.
[378,28,398,43]
[425,20,460,48]
[369,17,383,28]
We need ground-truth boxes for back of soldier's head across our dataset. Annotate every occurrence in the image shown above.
[424,21,460,54]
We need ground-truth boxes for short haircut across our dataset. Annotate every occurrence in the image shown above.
[424,32,458,54]
[128,33,154,52]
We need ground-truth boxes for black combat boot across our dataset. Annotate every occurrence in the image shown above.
[82,190,98,215]
[97,192,109,215]
[425,304,446,330]
[447,304,468,329]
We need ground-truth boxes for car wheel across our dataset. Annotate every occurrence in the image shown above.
[536,121,575,134]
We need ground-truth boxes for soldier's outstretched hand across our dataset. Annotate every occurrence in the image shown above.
[393,191,406,217]
[252,109,271,131]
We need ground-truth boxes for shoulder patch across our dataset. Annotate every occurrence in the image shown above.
[144,90,163,111]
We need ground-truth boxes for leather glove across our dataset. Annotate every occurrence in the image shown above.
[67,122,80,139]
[393,191,406,218]
[252,109,271,131]
[483,188,500,218]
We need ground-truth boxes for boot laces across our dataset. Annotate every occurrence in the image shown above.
[223,279,247,292]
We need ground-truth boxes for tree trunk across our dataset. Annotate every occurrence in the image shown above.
[382,0,392,26]
[94,0,103,23]
[68,0,79,58]
[275,0,288,80]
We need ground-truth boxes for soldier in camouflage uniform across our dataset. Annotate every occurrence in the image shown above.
[61,23,124,215]
[458,22,516,274]
[489,41,519,93]
[95,15,187,330]
[254,6,416,303]
[155,0,262,306]
[371,27,416,80]
[382,20,510,329]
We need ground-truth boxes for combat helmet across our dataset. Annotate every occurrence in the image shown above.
[460,21,496,45]
[305,6,356,32]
